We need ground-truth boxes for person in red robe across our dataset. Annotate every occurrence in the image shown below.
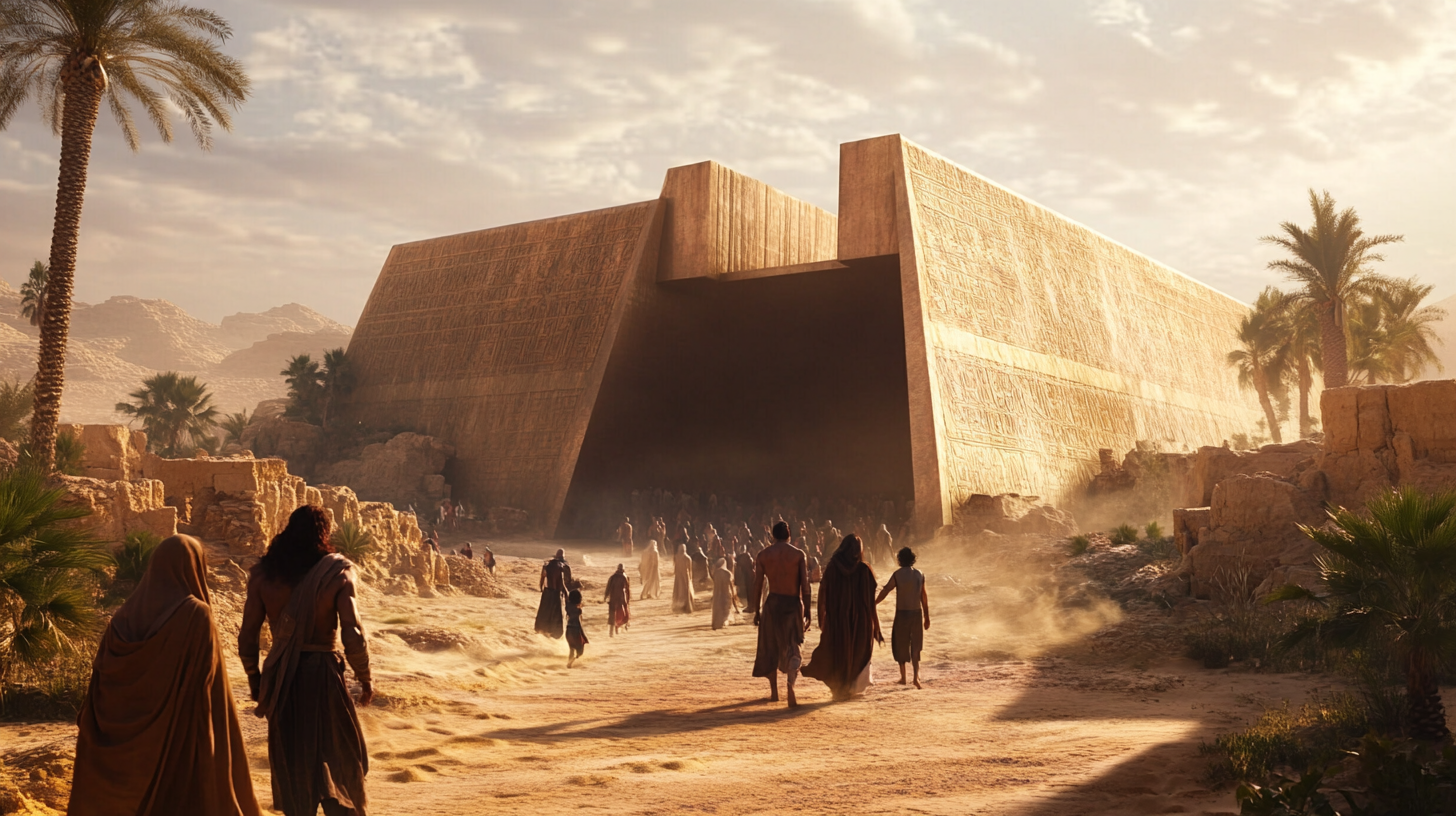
[604,563,631,635]
[802,534,882,701]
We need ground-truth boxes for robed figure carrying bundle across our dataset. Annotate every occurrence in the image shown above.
[70,535,262,816]
[802,534,883,701]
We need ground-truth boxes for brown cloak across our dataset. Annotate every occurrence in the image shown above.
[256,554,368,816]
[605,570,631,627]
[801,556,880,699]
[70,535,262,816]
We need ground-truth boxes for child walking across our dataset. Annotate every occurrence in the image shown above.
[565,589,589,667]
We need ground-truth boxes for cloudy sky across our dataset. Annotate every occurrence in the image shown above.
[2,0,1454,325]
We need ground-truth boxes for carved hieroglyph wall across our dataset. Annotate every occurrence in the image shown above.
[888,137,1263,530]
[347,135,1261,536]
[343,202,663,529]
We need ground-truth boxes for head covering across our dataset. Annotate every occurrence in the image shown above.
[109,535,210,643]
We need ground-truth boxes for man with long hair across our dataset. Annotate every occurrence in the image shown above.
[240,505,373,816]
[803,534,883,701]
[750,521,812,708]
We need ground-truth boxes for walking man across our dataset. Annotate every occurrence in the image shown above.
[605,563,631,636]
[241,506,372,816]
[535,549,572,639]
[751,521,812,708]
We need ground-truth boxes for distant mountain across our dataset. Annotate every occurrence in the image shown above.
[0,280,352,424]
[1418,293,1456,381]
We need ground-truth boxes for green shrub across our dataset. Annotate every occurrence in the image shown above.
[331,521,376,565]
[1234,735,1456,815]
[103,530,162,605]
[1145,521,1164,541]
[1066,535,1090,557]
[1109,524,1139,546]
[1203,694,1370,784]
[0,472,109,691]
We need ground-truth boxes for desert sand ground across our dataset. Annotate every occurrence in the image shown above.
[2,539,1348,816]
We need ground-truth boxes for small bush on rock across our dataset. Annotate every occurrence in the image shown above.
[1066,535,1090,557]
[1109,524,1139,546]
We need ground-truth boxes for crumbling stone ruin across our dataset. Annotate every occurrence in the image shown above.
[1162,380,1456,599]
[54,424,465,597]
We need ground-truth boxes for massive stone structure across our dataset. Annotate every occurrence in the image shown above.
[345,135,1263,536]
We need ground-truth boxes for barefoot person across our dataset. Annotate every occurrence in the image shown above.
[875,546,930,688]
[639,540,662,600]
[751,521,812,708]
[566,589,589,668]
[70,535,263,816]
[605,563,631,636]
[672,543,697,613]
[803,534,883,701]
[241,506,372,816]
[535,549,572,639]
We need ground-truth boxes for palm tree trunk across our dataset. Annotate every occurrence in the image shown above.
[32,56,106,471]
[1297,354,1313,438]
[1254,372,1283,444]
[1407,654,1450,741]
[1319,300,1348,389]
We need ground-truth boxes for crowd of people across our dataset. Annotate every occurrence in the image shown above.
[64,491,931,815]
[539,510,933,708]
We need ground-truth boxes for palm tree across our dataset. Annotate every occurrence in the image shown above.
[0,379,33,442]
[1345,280,1446,385]
[1262,190,1402,389]
[1282,298,1323,438]
[114,371,219,457]
[18,260,46,327]
[0,0,250,471]
[1227,287,1292,444]
[320,347,353,428]
[0,471,109,686]
[282,354,324,425]
[219,408,249,444]
[1271,488,1456,741]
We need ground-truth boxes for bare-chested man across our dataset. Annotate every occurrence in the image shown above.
[241,505,372,816]
[750,521,812,708]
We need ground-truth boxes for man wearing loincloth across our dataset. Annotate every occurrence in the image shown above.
[534,549,573,639]
[242,506,373,816]
[750,521,812,708]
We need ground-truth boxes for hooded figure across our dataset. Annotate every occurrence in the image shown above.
[711,557,739,630]
[672,544,696,613]
[534,550,572,639]
[639,540,662,600]
[70,535,263,816]
[802,535,883,701]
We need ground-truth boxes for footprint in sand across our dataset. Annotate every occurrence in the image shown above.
[567,774,615,786]
[427,727,456,735]
[397,748,439,760]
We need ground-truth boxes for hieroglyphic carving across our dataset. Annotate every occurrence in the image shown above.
[344,202,661,520]
[901,140,1262,509]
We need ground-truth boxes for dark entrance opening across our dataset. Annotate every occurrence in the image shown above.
[558,258,913,537]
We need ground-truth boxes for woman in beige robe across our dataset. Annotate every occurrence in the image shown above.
[710,558,739,630]
[672,543,696,613]
[639,540,662,600]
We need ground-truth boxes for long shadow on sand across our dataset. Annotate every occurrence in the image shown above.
[472,699,829,745]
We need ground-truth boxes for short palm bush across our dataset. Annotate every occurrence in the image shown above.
[1109,524,1139,547]
[331,521,376,565]
[1270,487,1456,740]
[0,472,109,688]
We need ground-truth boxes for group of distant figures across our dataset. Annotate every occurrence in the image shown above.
[533,518,932,706]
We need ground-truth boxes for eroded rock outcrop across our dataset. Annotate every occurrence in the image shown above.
[54,476,178,544]
[1174,381,1456,599]
[948,493,1078,538]
[317,433,453,511]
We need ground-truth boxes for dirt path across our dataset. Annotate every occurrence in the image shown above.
[3,544,1336,815]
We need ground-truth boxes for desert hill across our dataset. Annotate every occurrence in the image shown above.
[0,279,351,424]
